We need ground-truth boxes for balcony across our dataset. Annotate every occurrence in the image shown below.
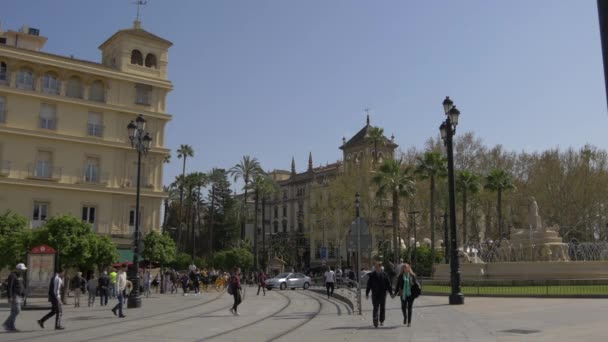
[87,123,104,137]
[123,176,154,189]
[0,109,5,124]
[0,71,8,85]
[75,168,109,186]
[0,160,10,176]
[27,164,62,181]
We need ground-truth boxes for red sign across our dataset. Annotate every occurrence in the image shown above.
[30,245,57,254]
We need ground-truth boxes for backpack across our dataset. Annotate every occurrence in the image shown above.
[411,277,422,298]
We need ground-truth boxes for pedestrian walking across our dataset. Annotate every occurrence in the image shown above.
[229,267,242,316]
[395,263,420,327]
[193,269,201,296]
[324,267,336,299]
[38,268,65,330]
[144,270,151,297]
[256,270,267,296]
[365,262,394,328]
[109,269,117,298]
[111,266,127,318]
[180,272,190,296]
[71,272,86,308]
[3,263,27,332]
[87,274,97,307]
[98,271,110,306]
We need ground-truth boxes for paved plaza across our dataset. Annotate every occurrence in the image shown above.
[1,286,607,342]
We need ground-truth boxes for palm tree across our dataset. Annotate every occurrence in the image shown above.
[182,172,206,261]
[229,156,262,240]
[207,168,225,256]
[368,126,385,167]
[162,184,179,233]
[415,151,447,264]
[456,170,481,245]
[484,168,516,240]
[373,158,417,263]
[176,145,194,247]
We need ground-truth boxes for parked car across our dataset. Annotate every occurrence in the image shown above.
[266,272,311,290]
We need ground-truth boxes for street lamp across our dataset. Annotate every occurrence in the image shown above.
[408,210,419,268]
[126,114,152,309]
[440,96,464,305]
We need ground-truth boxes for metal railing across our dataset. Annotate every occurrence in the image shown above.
[423,278,608,297]
[0,71,8,85]
[75,168,109,185]
[0,109,5,123]
[27,164,62,180]
[0,160,10,176]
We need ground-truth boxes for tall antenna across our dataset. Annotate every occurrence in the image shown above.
[133,1,148,21]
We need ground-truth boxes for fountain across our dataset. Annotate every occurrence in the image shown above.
[433,197,608,280]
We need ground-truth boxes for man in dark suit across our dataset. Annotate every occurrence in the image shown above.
[37,268,65,330]
[366,262,394,328]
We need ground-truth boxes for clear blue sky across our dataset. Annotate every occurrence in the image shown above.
[3,1,607,187]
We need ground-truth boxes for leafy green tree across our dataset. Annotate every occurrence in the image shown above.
[229,155,262,239]
[40,215,95,269]
[373,158,417,263]
[142,231,177,266]
[83,234,119,272]
[485,168,516,239]
[172,252,192,271]
[456,170,482,244]
[224,248,254,271]
[0,211,31,270]
[208,170,238,251]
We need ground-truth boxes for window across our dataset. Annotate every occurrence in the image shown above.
[82,206,96,225]
[89,80,105,102]
[35,151,52,178]
[283,205,287,217]
[0,96,5,123]
[145,53,157,68]
[274,221,279,233]
[131,50,143,65]
[42,73,60,95]
[84,157,100,183]
[39,103,56,130]
[0,62,7,84]
[16,68,34,90]
[0,38,6,44]
[87,112,103,137]
[282,220,287,232]
[274,206,278,219]
[66,76,83,98]
[129,208,143,234]
[32,202,48,227]
[135,84,151,105]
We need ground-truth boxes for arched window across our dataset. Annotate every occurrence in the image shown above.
[131,50,143,65]
[0,62,7,83]
[16,67,34,90]
[145,53,157,68]
[42,73,60,95]
[89,80,105,102]
[273,221,279,233]
[66,76,83,98]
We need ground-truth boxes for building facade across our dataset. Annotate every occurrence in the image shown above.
[247,115,397,270]
[0,21,172,253]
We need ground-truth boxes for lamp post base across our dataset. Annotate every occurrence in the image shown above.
[449,293,464,305]
[127,295,141,309]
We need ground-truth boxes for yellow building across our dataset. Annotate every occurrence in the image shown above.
[0,21,172,254]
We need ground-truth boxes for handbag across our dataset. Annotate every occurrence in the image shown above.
[411,279,422,298]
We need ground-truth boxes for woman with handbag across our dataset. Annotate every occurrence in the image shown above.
[229,267,242,316]
[395,263,420,327]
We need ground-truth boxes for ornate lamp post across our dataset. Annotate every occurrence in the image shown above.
[126,114,152,309]
[439,96,464,305]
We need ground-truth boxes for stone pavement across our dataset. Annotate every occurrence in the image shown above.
[1,286,607,341]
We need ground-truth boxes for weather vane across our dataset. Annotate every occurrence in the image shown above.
[133,0,148,21]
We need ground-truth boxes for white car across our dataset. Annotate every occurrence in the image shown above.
[266,272,311,290]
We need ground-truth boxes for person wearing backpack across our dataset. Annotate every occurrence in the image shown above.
[394,263,420,327]
[228,267,242,316]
